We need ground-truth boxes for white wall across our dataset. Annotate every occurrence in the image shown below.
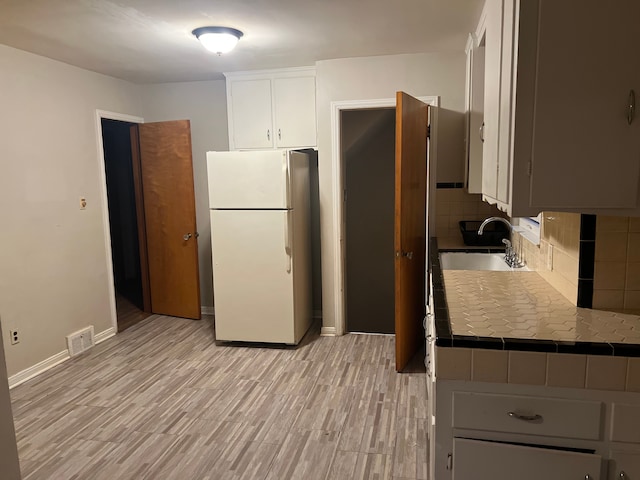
[315,52,466,331]
[0,45,142,377]
[139,81,229,309]
[0,46,465,376]
[436,108,466,182]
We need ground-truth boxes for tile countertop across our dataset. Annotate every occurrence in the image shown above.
[430,238,640,356]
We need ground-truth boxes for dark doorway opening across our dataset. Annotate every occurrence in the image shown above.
[101,118,150,331]
[343,108,396,334]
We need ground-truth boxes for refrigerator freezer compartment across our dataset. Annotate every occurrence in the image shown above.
[207,150,290,209]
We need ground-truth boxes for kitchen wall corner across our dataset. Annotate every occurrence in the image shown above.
[592,216,640,312]
[434,186,504,248]
[513,212,581,305]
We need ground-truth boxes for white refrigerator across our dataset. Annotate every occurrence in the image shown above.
[207,149,312,344]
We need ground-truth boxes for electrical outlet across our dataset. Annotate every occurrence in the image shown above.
[547,244,554,271]
[9,329,19,345]
[79,197,87,210]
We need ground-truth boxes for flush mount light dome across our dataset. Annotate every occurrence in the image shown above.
[192,26,243,55]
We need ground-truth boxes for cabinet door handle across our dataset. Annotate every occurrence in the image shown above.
[278,128,282,140]
[620,471,627,479]
[507,411,543,422]
[479,122,485,143]
[628,90,635,125]
[267,129,270,141]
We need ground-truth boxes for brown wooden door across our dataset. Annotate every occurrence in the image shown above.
[137,120,201,319]
[394,92,429,372]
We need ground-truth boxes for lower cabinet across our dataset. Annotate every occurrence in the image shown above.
[453,438,602,480]
[433,378,640,480]
[609,450,640,480]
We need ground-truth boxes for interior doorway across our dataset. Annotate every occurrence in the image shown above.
[97,112,202,333]
[101,118,151,332]
[330,95,438,371]
[342,108,396,334]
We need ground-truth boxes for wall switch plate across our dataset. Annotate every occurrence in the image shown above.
[547,244,554,271]
[9,330,19,345]
[79,197,87,210]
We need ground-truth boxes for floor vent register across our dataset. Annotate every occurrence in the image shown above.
[66,326,95,356]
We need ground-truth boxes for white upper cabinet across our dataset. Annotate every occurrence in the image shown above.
[479,0,503,201]
[229,79,273,149]
[464,33,485,194]
[225,68,317,150]
[273,76,316,148]
[474,0,640,217]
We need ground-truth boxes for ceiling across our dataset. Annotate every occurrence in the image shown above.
[0,0,484,84]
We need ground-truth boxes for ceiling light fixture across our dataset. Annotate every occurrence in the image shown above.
[192,26,243,55]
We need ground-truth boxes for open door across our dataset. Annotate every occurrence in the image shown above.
[136,120,201,320]
[394,92,429,372]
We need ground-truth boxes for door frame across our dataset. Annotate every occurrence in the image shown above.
[329,96,439,336]
[94,109,145,333]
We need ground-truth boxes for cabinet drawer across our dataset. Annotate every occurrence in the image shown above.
[612,404,640,443]
[453,438,602,480]
[453,392,602,440]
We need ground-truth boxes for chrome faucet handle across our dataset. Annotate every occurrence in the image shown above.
[501,238,517,267]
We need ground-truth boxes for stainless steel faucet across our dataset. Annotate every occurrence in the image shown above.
[477,217,524,268]
[477,216,512,235]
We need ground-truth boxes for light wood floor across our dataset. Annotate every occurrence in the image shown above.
[115,293,151,332]
[10,315,428,479]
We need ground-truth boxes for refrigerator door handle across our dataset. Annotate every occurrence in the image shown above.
[283,152,292,272]
[283,152,290,208]
[284,210,292,273]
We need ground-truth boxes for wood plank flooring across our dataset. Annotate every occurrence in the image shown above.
[10,315,428,480]
[116,293,151,332]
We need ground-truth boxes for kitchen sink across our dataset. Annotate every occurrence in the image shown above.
[439,252,530,271]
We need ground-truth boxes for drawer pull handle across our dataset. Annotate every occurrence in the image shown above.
[508,411,543,422]
[620,472,627,479]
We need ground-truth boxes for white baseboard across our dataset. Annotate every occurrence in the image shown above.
[321,326,337,336]
[8,326,115,389]
[9,350,70,389]
[95,327,116,344]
